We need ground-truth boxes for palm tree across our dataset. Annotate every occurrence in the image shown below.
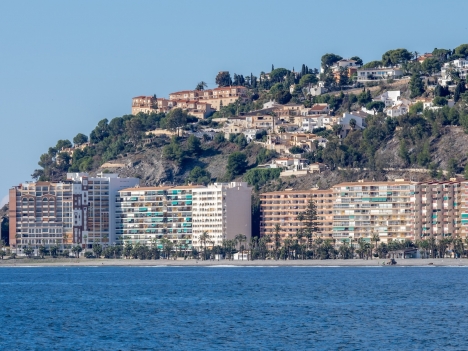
[272,224,282,260]
[15,233,20,256]
[260,236,271,260]
[38,245,47,259]
[199,231,209,260]
[71,245,82,259]
[453,236,464,258]
[371,231,380,259]
[50,245,58,258]
[429,235,437,258]
[195,81,208,91]
[248,237,257,261]
[295,229,304,259]
[235,234,247,260]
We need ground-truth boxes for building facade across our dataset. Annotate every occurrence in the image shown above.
[9,173,139,255]
[331,180,421,243]
[260,189,334,244]
[259,179,468,246]
[191,182,252,249]
[115,186,202,249]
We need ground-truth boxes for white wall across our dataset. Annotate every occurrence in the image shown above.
[341,113,365,129]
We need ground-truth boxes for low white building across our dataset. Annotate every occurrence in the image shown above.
[331,59,361,72]
[439,59,468,86]
[300,114,335,132]
[309,103,330,115]
[305,85,327,97]
[191,182,252,249]
[385,101,410,117]
[271,157,309,170]
[263,100,279,109]
[357,67,403,82]
[340,112,367,130]
[414,97,433,110]
[375,91,401,106]
[242,129,259,143]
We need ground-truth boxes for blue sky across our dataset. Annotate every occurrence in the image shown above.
[1,0,468,206]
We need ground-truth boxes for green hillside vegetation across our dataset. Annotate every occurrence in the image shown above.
[32,43,468,192]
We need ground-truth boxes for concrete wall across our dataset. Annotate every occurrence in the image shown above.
[225,183,252,241]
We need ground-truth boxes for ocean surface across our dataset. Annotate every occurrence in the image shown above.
[0,266,466,350]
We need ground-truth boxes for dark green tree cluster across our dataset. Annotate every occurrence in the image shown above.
[381,48,413,66]
[163,135,204,166]
[215,71,232,87]
[244,168,281,189]
[187,166,211,185]
[226,152,248,179]
[33,111,167,181]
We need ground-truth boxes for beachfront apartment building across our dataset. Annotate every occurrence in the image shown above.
[259,189,334,245]
[259,179,468,246]
[9,173,139,255]
[331,180,422,243]
[115,186,202,249]
[191,182,252,249]
[420,181,461,239]
[115,183,252,251]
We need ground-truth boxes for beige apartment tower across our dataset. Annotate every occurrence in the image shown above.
[260,189,334,243]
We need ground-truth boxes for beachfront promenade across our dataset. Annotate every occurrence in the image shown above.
[0,258,467,267]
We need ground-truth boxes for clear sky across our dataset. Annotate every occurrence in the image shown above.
[1,0,468,206]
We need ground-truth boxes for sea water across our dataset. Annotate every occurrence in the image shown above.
[0,266,466,350]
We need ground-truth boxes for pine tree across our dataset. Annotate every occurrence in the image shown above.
[296,200,319,250]
[409,74,425,98]
[271,64,274,71]
[455,84,461,102]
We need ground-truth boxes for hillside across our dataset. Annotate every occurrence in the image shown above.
[24,44,468,202]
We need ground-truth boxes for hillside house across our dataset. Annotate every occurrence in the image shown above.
[357,67,403,81]
[309,103,330,115]
[439,59,468,86]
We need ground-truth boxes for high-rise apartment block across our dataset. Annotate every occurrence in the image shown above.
[260,179,468,245]
[191,182,252,248]
[115,185,202,248]
[9,173,139,254]
[260,189,333,240]
[116,182,252,250]
[331,180,421,242]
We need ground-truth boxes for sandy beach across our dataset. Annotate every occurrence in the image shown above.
[0,258,466,267]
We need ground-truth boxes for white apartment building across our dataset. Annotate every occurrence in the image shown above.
[115,186,201,249]
[357,68,403,81]
[299,115,333,132]
[439,59,468,86]
[191,182,252,249]
[375,91,401,107]
[68,173,139,246]
[9,173,138,255]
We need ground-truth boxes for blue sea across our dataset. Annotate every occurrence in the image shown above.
[0,266,466,350]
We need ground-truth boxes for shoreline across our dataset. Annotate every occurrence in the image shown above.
[0,258,466,267]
